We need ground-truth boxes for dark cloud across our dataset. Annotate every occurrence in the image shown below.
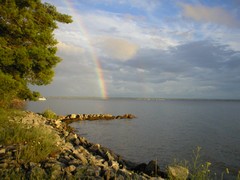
[100,40,240,98]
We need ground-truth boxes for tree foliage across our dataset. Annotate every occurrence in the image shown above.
[0,0,72,104]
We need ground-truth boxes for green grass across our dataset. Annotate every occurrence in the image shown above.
[0,108,59,163]
[171,146,240,180]
[41,109,57,119]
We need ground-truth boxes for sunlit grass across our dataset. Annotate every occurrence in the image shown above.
[171,146,240,180]
[41,109,57,119]
[0,108,59,163]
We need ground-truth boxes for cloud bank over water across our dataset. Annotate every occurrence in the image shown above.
[34,0,240,99]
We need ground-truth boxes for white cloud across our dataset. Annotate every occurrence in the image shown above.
[96,36,138,61]
[180,3,240,28]
[34,0,240,99]
[57,42,85,55]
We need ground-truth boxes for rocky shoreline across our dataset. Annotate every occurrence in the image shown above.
[62,113,137,123]
[0,111,188,179]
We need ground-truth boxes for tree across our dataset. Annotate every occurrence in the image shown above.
[0,0,72,103]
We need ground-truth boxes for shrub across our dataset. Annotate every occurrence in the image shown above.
[42,109,57,119]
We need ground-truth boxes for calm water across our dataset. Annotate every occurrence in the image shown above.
[26,98,240,178]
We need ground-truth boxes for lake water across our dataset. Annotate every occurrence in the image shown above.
[26,98,240,178]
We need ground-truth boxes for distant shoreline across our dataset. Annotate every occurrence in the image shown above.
[36,96,240,101]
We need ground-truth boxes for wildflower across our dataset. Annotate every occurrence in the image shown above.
[206,162,211,166]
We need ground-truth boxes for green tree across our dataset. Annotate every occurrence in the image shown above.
[0,0,72,103]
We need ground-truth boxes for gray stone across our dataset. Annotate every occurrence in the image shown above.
[168,165,189,180]
[68,159,81,166]
[66,133,77,143]
[85,165,101,177]
[49,163,63,179]
[109,160,119,171]
[106,151,114,161]
[30,166,47,179]
[73,137,80,146]
[0,148,6,155]
[103,168,116,180]
[65,165,76,173]
[69,114,77,119]
[90,144,101,151]
[145,160,159,176]
[117,169,132,179]
[73,151,88,165]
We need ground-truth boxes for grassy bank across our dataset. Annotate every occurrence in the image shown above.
[0,108,59,163]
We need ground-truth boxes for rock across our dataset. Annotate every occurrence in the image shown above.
[134,163,147,173]
[145,160,159,176]
[66,114,77,119]
[72,137,80,146]
[30,166,47,179]
[103,168,116,180]
[65,165,76,173]
[105,151,114,161]
[0,111,171,179]
[78,137,88,145]
[85,165,101,177]
[117,169,132,179]
[109,160,119,171]
[0,148,6,155]
[0,162,8,168]
[90,144,101,151]
[50,164,64,179]
[55,120,62,128]
[66,133,77,143]
[76,114,82,120]
[73,151,88,165]
[63,130,69,137]
[168,165,189,180]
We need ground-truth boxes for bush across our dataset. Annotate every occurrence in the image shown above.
[42,109,57,119]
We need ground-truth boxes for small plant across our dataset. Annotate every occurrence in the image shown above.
[170,147,240,180]
[170,147,211,180]
[189,146,212,180]
[42,109,57,119]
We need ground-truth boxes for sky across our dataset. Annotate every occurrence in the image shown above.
[32,0,240,99]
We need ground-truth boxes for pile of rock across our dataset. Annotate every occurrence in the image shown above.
[0,111,189,179]
[62,113,136,123]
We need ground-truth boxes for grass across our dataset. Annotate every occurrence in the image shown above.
[0,108,59,163]
[41,109,57,119]
[171,146,240,180]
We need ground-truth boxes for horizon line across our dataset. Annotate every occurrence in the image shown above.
[40,96,240,101]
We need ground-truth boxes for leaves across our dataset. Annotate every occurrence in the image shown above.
[0,0,72,103]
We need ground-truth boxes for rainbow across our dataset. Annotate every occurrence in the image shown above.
[58,0,108,99]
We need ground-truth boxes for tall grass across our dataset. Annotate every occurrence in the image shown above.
[171,146,240,180]
[0,108,59,163]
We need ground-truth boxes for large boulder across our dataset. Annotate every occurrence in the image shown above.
[145,160,159,176]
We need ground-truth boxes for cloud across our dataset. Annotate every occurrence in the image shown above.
[102,40,240,98]
[57,42,85,55]
[96,37,139,61]
[180,3,240,28]
[34,0,240,99]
